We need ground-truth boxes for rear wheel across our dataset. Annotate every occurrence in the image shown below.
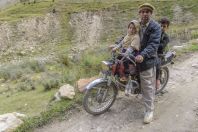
[156,67,169,94]
[83,82,117,115]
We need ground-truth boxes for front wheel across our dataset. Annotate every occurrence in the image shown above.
[83,82,117,115]
[156,67,169,94]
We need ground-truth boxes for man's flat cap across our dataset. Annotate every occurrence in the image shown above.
[139,3,155,13]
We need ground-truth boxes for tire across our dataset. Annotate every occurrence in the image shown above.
[155,66,169,94]
[83,82,117,115]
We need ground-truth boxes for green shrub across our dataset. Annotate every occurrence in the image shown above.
[0,66,23,81]
[0,69,11,81]
[191,30,198,39]
[188,43,198,51]
[41,73,62,91]
[17,79,36,91]
[0,60,45,81]
[42,79,60,91]
[21,60,45,73]
[57,53,70,66]
[80,49,108,73]
[62,70,78,84]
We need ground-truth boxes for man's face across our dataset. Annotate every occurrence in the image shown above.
[139,9,152,23]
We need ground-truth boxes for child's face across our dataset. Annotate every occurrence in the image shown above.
[128,23,136,35]
[161,23,168,32]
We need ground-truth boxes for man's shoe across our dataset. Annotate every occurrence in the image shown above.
[144,111,153,124]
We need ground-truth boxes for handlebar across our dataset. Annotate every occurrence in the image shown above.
[112,51,136,66]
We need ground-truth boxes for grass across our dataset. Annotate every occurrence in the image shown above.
[0,46,108,112]
[80,48,109,75]
[0,87,57,116]
[172,40,198,57]
[60,0,130,3]
[0,60,45,82]
[186,42,198,51]
[0,0,56,22]
[59,47,109,84]
[14,94,83,132]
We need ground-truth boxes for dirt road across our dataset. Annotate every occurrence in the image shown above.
[35,52,198,132]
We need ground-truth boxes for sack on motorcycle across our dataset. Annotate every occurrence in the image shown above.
[112,61,125,76]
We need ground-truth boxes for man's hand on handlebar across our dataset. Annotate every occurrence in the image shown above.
[135,55,144,63]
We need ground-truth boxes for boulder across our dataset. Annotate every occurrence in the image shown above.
[76,77,97,92]
[0,112,25,132]
[55,84,75,100]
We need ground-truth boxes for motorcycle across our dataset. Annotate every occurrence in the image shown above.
[83,51,176,115]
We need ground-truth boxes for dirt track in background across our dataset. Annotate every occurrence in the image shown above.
[35,52,198,132]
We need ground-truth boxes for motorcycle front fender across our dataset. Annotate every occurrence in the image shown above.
[85,77,118,95]
[85,78,108,90]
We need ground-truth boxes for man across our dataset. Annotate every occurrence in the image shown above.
[135,3,161,124]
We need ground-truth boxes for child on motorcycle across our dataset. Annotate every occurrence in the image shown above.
[156,18,170,89]
[109,20,140,82]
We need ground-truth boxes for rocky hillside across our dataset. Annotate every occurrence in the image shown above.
[0,0,197,63]
[0,13,61,63]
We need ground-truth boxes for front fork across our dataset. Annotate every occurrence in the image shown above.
[100,70,113,87]
[97,72,118,103]
[95,73,111,103]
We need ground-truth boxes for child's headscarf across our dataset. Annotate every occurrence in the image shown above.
[130,20,140,34]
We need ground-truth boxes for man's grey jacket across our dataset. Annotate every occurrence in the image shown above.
[139,20,161,72]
